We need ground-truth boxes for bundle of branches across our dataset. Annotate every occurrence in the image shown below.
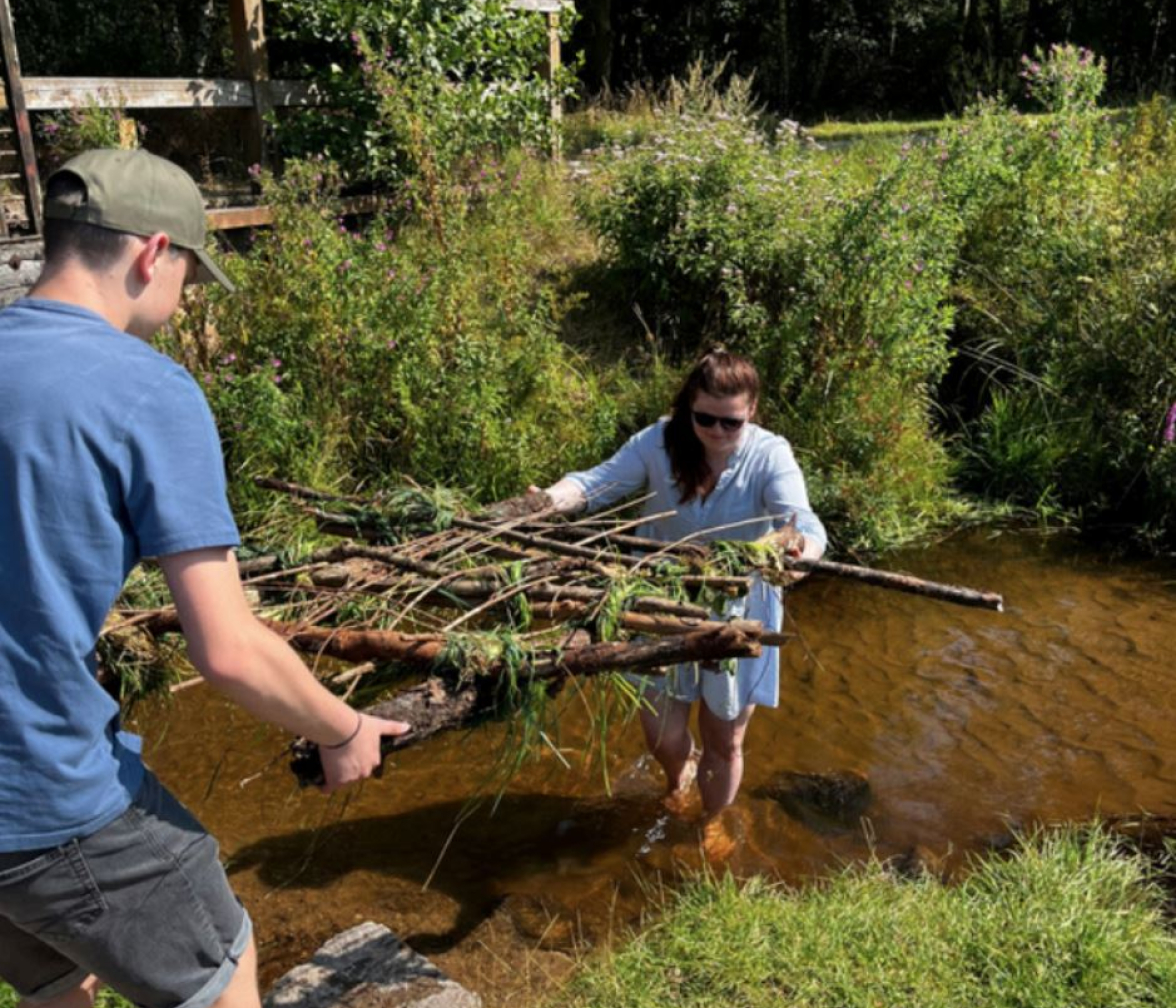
[104,478,1002,787]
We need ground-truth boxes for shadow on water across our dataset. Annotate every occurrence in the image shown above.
[227,792,663,953]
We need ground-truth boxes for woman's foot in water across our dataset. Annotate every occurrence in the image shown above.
[662,747,702,818]
[698,806,746,863]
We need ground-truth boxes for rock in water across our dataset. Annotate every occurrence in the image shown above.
[754,769,871,833]
[264,921,481,1008]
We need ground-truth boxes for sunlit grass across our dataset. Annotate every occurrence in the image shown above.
[563,827,1176,1008]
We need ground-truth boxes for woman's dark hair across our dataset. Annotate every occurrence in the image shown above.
[664,348,760,504]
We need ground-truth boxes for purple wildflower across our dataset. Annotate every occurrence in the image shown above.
[1164,402,1176,444]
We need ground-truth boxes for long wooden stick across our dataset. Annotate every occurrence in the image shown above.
[779,557,1003,611]
[525,525,1003,611]
[257,479,1002,611]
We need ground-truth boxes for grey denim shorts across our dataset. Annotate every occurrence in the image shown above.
[0,770,251,1007]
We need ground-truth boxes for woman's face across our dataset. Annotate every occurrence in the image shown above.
[690,390,756,455]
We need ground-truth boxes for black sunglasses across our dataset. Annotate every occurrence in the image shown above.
[692,410,746,432]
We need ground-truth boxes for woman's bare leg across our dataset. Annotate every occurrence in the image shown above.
[638,688,696,802]
[697,703,755,818]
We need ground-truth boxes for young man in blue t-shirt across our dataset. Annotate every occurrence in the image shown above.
[0,150,409,1008]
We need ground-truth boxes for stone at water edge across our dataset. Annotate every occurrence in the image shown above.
[754,769,872,833]
[263,921,481,1008]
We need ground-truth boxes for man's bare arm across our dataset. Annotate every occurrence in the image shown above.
[159,547,409,792]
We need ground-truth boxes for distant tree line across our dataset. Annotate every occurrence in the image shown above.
[10,0,1175,119]
[572,0,1176,116]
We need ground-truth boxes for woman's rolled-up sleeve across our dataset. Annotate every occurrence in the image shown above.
[762,437,827,552]
[564,426,654,513]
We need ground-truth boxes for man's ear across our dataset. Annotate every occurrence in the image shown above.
[133,232,171,286]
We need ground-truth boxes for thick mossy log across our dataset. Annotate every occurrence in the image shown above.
[288,623,762,787]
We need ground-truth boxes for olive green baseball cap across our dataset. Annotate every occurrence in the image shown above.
[44,148,235,292]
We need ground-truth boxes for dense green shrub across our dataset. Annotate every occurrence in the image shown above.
[578,66,970,550]
[269,0,576,186]
[166,153,633,520]
[949,69,1176,545]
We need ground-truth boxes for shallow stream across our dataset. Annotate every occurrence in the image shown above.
[132,529,1176,1003]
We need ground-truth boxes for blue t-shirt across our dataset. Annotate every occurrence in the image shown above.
[0,298,240,852]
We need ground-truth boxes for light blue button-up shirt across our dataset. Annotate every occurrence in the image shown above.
[564,418,826,715]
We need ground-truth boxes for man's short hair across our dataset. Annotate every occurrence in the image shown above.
[42,172,136,270]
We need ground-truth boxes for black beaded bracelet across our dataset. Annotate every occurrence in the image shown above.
[323,711,363,749]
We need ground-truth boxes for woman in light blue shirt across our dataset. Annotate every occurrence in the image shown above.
[538,349,827,820]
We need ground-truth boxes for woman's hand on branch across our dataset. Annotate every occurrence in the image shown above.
[759,516,815,586]
[529,478,586,514]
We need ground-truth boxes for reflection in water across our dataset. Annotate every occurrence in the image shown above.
[133,530,1176,1000]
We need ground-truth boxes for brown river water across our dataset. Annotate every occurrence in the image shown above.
[130,529,1176,1003]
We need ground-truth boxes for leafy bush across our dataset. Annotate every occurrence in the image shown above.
[578,64,969,550]
[167,152,632,520]
[269,0,576,186]
[949,61,1176,545]
[35,100,143,173]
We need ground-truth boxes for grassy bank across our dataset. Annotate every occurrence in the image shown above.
[565,829,1176,1008]
[5,829,1171,1006]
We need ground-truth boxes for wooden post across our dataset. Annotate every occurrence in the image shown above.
[0,0,41,234]
[512,0,565,160]
[228,0,272,168]
[547,9,562,160]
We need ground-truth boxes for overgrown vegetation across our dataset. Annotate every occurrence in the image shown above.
[269,0,577,186]
[153,44,1176,553]
[565,828,1176,1008]
[165,152,635,524]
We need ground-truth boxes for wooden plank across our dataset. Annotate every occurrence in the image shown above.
[206,205,272,230]
[0,0,39,233]
[14,77,327,111]
[206,195,383,232]
[21,77,256,110]
[229,0,271,167]
[264,79,331,107]
[508,0,568,12]
[0,244,42,304]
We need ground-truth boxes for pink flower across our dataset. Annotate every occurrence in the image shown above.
[1164,402,1176,444]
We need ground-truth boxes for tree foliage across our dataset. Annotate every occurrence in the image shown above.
[574,0,1176,118]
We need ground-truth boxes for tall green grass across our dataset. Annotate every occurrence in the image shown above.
[565,829,1176,1008]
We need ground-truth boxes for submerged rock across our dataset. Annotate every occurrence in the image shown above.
[754,769,872,833]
